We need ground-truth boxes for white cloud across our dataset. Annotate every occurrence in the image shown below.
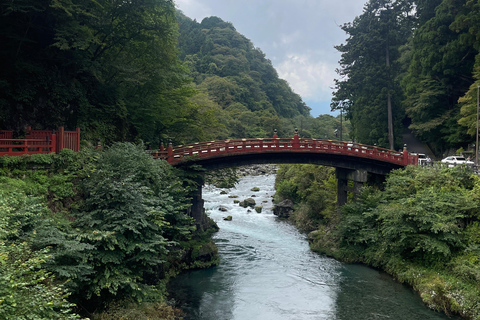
[276,52,337,102]
[174,0,212,21]
[280,31,301,46]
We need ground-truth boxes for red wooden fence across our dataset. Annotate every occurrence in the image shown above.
[0,127,80,156]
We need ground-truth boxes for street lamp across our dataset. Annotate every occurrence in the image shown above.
[476,85,479,166]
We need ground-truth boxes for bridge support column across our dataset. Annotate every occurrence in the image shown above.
[190,175,205,230]
[336,168,368,208]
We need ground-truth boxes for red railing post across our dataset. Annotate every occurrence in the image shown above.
[273,129,279,148]
[75,127,80,151]
[50,133,57,153]
[58,127,64,151]
[167,141,173,164]
[292,128,300,149]
[402,144,409,166]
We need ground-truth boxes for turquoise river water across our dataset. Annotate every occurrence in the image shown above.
[168,174,460,320]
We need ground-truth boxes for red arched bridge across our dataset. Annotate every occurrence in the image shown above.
[152,131,418,229]
[152,131,418,175]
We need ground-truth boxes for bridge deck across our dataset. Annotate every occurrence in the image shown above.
[153,137,417,168]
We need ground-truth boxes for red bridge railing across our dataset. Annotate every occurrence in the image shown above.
[153,132,418,167]
[0,127,80,156]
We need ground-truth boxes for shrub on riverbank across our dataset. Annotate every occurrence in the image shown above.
[306,166,480,319]
[274,164,337,232]
[0,144,219,318]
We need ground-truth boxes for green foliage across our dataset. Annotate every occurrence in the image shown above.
[0,188,82,319]
[91,301,182,320]
[332,0,413,149]
[0,150,93,213]
[275,164,337,231]
[324,165,480,317]
[73,143,194,303]
[204,167,239,189]
[338,166,477,265]
[401,0,477,153]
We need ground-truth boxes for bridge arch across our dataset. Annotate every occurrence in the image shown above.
[153,131,418,229]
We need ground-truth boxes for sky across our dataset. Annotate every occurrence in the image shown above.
[174,0,366,117]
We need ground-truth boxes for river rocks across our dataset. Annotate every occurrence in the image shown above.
[254,206,262,213]
[239,198,256,208]
[223,215,233,221]
[228,195,238,198]
[273,199,294,218]
[218,206,228,212]
[251,187,260,192]
[220,190,228,195]
[237,164,277,176]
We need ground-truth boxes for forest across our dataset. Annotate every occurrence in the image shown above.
[1,0,480,318]
[332,0,480,154]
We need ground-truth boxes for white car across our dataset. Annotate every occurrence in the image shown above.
[440,156,474,167]
[412,153,427,165]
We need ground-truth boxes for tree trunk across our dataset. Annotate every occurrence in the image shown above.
[386,42,394,150]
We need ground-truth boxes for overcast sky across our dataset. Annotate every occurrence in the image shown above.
[174,0,366,117]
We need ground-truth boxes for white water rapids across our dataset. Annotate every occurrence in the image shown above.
[168,173,460,320]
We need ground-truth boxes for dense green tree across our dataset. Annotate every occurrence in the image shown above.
[332,0,414,149]
[73,143,194,304]
[0,0,221,145]
[454,1,480,142]
[401,0,477,153]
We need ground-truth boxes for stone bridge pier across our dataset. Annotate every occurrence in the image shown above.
[336,168,385,208]
[336,168,367,208]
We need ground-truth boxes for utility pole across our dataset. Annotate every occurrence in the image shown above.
[476,85,479,166]
[340,109,343,141]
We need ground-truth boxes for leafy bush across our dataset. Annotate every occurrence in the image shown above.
[275,164,337,231]
[73,143,195,303]
[330,166,480,317]
[0,189,82,319]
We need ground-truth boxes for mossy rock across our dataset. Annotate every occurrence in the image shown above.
[239,198,256,208]
[223,215,233,221]
[228,195,239,198]
[254,206,262,213]
[220,190,228,195]
[251,187,260,192]
[233,200,240,204]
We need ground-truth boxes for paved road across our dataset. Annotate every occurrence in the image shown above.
[402,128,435,159]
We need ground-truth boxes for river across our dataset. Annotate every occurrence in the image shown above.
[168,173,460,320]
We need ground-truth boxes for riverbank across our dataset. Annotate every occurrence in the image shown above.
[274,164,480,320]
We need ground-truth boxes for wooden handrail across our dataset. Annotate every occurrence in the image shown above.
[153,138,416,167]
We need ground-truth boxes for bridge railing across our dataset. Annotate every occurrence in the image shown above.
[153,137,418,166]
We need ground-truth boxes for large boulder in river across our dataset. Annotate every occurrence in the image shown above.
[239,198,256,208]
[273,199,294,218]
